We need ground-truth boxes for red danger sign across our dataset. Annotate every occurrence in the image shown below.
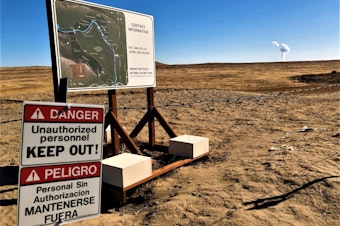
[24,104,104,123]
[20,162,101,185]
[21,101,104,166]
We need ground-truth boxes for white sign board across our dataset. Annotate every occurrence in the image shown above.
[18,162,101,225]
[20,101,104,166]
[48,0,156,91]
[18,101,104,225]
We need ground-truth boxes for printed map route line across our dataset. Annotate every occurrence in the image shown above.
[57,20,119,83]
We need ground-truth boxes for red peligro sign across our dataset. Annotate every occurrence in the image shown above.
[20,162,101,185]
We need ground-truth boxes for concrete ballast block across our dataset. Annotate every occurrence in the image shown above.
[102,153,152,188]
[104,125,111,143]
[169,135,209,158]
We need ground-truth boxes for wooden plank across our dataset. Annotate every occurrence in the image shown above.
[108,89,120,155]
[147,88,156,148]
[122,153,208,191]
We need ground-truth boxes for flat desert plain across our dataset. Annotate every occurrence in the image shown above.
[0,60,339,225]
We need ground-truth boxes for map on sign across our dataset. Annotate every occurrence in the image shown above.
[56,0,128,88]
[49,0,156,91]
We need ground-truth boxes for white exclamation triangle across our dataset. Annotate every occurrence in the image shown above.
[26,169,41,182]
[31,108,45,119]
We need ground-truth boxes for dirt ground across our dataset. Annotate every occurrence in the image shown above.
[0,60,339,225]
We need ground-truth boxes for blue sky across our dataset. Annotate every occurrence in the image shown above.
[0,0,339,66]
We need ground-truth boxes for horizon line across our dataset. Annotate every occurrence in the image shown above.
[0,58,340,68]
[1,59,340,68]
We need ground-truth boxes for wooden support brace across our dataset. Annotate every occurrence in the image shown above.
[128,88,178,151]
[105,111,143,156]
[129,110,153,139]
[153,107,178,138]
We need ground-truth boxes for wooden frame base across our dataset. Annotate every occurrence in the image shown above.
[103,88,208,205]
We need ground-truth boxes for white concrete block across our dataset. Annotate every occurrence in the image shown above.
[169,135,209,158]
[102,153,152,188]
[104,125,126,142]
[104,125,111,143]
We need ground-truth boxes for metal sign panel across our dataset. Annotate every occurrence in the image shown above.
[48,0,156,91]
[18,162,101,226]
[21,101,104,166]
[18,101,104,225]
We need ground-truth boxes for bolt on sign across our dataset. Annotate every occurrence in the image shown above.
[17,101,104,225]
